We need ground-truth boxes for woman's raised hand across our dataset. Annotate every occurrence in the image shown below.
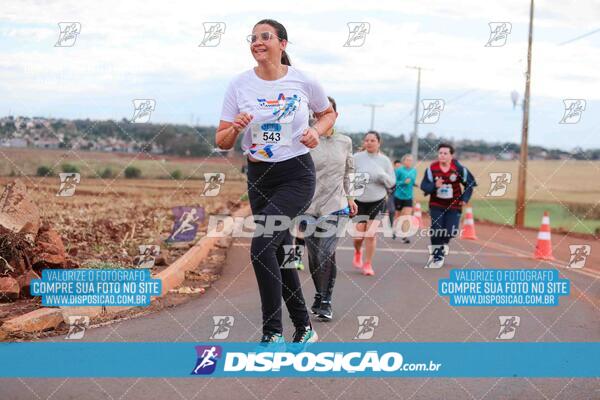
[232,112,253,134]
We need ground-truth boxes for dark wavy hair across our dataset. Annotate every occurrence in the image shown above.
[254,19,291,66]
[364,130,381,142]
[327,96,337,112]
[438,142,455,154]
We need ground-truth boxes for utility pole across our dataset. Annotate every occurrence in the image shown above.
[515,0,534,228]
[363,104,383,131]
[407,66,430,161]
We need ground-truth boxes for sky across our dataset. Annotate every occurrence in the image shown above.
[1,0,599,149]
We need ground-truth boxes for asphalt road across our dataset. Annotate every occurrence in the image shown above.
[2,225,599,400]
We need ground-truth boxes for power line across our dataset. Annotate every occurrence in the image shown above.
[446,89,479,104]
[396,88,478,125]
[558,27,600,46]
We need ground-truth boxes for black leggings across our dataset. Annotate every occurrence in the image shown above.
[247,153,316,335]
[304,217,342,303]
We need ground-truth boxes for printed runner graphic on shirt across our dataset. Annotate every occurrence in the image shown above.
[250,93,301,158]
[257,93,300,123]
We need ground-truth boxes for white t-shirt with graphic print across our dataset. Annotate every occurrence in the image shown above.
[219,66,330,163]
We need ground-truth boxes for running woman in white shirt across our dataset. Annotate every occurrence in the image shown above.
[215,19,336,344]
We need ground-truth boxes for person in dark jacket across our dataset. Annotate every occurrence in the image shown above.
[420,143,477,267]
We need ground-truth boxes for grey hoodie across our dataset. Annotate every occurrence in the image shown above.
[305,131,354,217]
[352,150,396,202]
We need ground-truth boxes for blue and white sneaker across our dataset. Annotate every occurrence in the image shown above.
[257,332,285,352]
[286,325,318,354]
[292,325,318,343]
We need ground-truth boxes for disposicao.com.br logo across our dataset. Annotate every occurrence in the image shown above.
[190,344,442,377]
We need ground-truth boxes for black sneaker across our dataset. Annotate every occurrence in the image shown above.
[402,237,411,244]
[310,295,321,314]
[316,301,332,321]
[292,325,318,343]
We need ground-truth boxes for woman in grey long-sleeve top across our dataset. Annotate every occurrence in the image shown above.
[300,97,358,320]
[351,131,396,276]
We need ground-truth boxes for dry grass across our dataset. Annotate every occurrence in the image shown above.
[411,159,600,205]
[0,147,246,180]
[0,175,247,266]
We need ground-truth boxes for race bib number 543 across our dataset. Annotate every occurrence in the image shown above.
[251,122,292,145]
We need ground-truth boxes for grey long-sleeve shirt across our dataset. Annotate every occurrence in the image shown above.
[353,150,396,202]
[304,131,354,217]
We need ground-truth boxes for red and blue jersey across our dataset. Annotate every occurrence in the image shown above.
[420,159,477,211]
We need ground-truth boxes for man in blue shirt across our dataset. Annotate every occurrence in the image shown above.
[393,154,417,243]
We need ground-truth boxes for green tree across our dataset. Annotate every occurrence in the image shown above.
[124,166,141,179]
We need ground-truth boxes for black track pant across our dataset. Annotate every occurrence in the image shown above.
[247,153,315,335]
[304,217,343,303]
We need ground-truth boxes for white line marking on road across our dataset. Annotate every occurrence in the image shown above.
[337,246,514,258]
[233,239,600,279]
[476,241,600,280]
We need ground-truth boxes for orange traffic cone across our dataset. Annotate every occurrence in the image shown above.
[534,211,554,260]
[413,202,423,228]
[460,206,478,240]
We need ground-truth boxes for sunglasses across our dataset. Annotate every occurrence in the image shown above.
[246,31,280,44]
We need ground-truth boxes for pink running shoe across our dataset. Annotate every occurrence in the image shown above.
[353,250,363,269]
[362,262,374,276]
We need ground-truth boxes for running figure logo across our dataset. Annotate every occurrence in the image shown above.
[167,206,205,242]
[199,22,226,47]
[135,245,160,269]
[567,245,591,269]
[485,22,512,47]
[425,245,449,269]
[201,173,225,197]
[559,99,586,124]
[419,99,445,124]
[486,172,512,197]
[210,316,235,339]
[281,245,303,269]
[131,99,156,123]
[354,316,379,339]
[65,316,89,340]
[344,22,370,47]
[55,22,81,47]
[347,173,370,197]
[191,345,222,375]
[57,173,80,197]
[496,316,520,340]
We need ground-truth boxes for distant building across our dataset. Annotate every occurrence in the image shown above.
[33,138,61,149]
[459,151,481,160]
[498,152,517,160]
[150,143,163,154]
[0,138,27,148]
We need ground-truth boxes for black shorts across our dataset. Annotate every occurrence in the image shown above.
[394,197,413,211]
[354,198,387,221]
